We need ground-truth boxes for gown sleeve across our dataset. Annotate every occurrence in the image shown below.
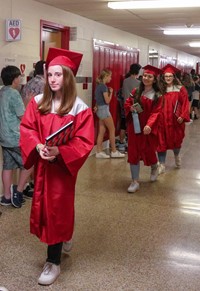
[124,97,134,120]
[146,96,163,134]
[57,107,94,176]
[124,88,139,119]
[20,98,41,169]
[179,86,190,122]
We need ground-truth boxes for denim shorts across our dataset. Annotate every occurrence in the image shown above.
[96,105,111,120]
[2,146,24,170]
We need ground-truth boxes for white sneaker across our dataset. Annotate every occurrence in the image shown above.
[158,163,165,175]
[127,181,139,193]
[62,239,73,253]
[96,152,110,159]
[175,155,181,167]
[150,166,158,182]
[38,262,60,285]
[110,150,125,158]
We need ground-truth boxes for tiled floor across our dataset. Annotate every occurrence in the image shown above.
[0,120,200,291]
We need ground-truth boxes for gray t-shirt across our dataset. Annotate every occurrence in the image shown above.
[95,83,108,106]
[0,86,25,147]
[122,76,140,100]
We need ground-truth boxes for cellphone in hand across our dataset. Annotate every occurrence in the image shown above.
[133,102,143,113]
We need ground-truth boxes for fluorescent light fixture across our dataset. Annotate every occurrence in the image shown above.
[108,0,200,9]
[163,28,200,35]
[189,42,200,47]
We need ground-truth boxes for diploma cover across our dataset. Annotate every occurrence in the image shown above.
[174,100,182,118]
[45,121,74,146]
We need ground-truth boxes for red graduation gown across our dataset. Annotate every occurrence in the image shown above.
[125,92,162,166]
[20,95,94,245]
[157,85,190,152]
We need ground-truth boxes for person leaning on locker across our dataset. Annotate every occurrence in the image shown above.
[95,68,125,159]
[0,65,32,208]
[124,65,163,193]
[157,64,190,174]
[20,47,94,286]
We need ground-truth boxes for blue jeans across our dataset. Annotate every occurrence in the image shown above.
[130,163,140,180]
[157,148,180,164]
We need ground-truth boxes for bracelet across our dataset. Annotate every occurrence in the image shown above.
[36,144,43,153]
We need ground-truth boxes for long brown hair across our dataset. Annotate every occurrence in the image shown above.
[38,66,77,116]
[159,73,181,95]
[136,75,162,104]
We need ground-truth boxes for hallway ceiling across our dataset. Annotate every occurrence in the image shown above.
[35,0,200,57]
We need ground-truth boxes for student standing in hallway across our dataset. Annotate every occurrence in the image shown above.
[122,63,141,101]
[117,63,141,151]
[0,66,32,208]
[95,68,125,159]
[125,65,162,193]
[21,60,46,198]
[191,75,200,119]
[20,48,94,286]
[157,64,190,174]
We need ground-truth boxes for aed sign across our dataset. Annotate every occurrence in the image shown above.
[6,19,21,41]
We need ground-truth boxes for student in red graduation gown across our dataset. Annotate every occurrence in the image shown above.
[157,64,190,174]
[20,48,94,286]
[124,65,162,193]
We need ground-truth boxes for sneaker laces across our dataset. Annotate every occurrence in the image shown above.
[42,263,53,275]
[13,192,19,199]
[151,168,157,175]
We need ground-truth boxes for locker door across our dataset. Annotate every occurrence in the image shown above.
[196,63,200,74]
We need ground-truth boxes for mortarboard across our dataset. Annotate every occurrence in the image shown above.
[143,65,161,77]
[161,64,180,75]
[46,47,83,76]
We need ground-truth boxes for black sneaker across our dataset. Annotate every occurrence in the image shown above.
[10,184,22,208]
[23,184,33,199]
[0,196,12,206]
[21,196,26,204]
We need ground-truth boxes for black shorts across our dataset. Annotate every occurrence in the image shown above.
[192,99,199,108]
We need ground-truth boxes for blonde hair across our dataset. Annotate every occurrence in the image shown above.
[96,69,112,84]
[38,66,77,116]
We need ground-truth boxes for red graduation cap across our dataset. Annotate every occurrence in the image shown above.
[46,47,83,76]
[143,65,161,77]
[161,64,180,74]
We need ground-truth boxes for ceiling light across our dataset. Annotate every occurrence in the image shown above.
[163,28,200,35]
[108,1,200,10]
[189,42,200,47]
